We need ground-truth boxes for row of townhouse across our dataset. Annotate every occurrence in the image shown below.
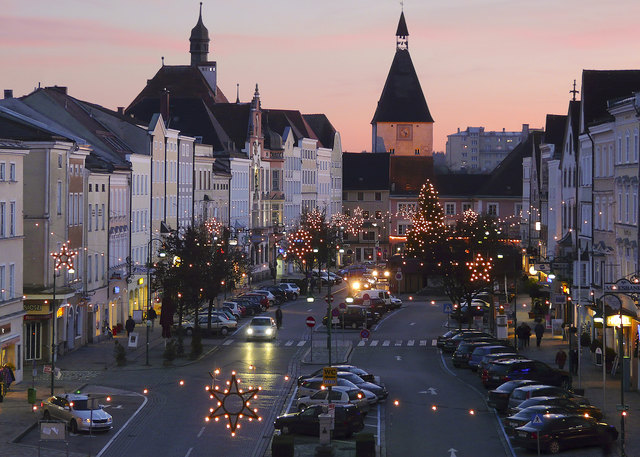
[0,9,342,379]
[524,70,640,390]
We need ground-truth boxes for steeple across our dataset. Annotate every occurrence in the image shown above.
[396,11,409,51]
[190,2,210,66]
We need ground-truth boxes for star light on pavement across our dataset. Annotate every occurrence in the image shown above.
[205,370,262,436]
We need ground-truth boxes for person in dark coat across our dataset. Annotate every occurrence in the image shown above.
[523,322,531,347]
[147,307,157,330]
[570,348,579,375]
[534,321,545,347]
[275,306,283,329]
[125,316,136,337]
[555,349,567,369]
[516,324,525,350]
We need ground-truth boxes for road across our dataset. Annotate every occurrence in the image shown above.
[24,287,610,457]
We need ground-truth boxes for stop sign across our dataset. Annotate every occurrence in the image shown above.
[306,316,316,327]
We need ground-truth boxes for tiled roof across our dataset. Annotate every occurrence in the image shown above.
[543,114,566,156]
[372,49,433,124]
[582,70,640,127]
[0,139,27,149]
[389,156,434,195]
[303,114,336,149]
[343,152,389,190]
[433,173,488,198]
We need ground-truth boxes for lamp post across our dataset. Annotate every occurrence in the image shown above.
[50,243,77,396]
[146,237,166,366]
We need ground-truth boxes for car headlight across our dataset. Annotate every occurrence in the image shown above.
[247,328,253,335]
[85,418,91,423]
[352,281,360,290]
[266,328,273,335]
[107,417,112,423]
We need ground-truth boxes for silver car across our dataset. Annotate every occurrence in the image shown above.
[246,316,277,340]
[41,394,113,433]
[296,386,370,414]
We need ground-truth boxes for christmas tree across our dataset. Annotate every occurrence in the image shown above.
[405,179,446,263]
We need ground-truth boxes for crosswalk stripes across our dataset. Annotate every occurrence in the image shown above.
[407,340,415,346]
[297,340,306,347]
[419,340,427,346]
[395,340,402,346]
[223,339,234,345]
[284,340,294,346]
[220,338,431,348]
[370,340,379,347]
[382,340,390,347]
[357,340,366,347]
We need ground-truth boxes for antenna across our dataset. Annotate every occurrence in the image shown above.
[570,79,579,101]
[236,83,240,104]
[400,0,404,11]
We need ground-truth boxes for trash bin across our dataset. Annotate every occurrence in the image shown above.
[28,387,37,404]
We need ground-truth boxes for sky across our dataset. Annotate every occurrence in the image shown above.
[3,0,640,153]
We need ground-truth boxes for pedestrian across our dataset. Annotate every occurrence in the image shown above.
[275,305,283,329]
[598,426,613,456]
[523,322,531,347]
[125,315,136,337]
[147,307,157,330]
[516,324,525,350]
[534,321,545,347]
[555,349,567,369]
[570,348,579,375]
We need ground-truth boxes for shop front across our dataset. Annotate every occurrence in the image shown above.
[1,313,24,384]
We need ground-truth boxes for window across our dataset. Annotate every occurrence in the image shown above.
[9,163,15,181]
[101,204,105,229]
[398,224,412,235]
[8,264,14,299]
[375,210,382,219]
[357,192,364,201]
[87,255,92,283]
[362,231,375,241]
[58,154,63,168]
[0,265,4,301]
[487,204,498,216]
[95,254,99,282]
[9,202,15,236]
[362,211,370,219]
[463,203,473,212]
[57,181,62,215]
[445,203,455,215]
[0,163,4,181]
[375,192,382,201]
[414,149,420,155]
[0,202,4,237]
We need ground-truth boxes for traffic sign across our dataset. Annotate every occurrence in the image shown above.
[306,316,316,328]
[338,302,347,310]
[323,367,337,386]
[443,303,453,314]
[531,414,544,425]
[325,295,334,303]
[331,308,340,317]
[363,293,371,307]
[395,271,403,281]
[360,328,370,339]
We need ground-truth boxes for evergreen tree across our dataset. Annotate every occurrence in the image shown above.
[405,179,446,263]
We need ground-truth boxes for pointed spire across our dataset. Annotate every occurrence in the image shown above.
[190,2,210,66]
[396,11,409,50]
[236,83,240,104]
[254,83,260,98]
[251,84,261,110]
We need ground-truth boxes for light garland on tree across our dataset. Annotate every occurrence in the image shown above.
[405,180,446,258]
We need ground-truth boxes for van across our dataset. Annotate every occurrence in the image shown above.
[354,289,392,309]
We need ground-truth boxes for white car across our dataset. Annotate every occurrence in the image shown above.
[296,386,369,414]
[279,283,300,299]
[181,315,237,336]
[41,394,113,433]
[246,316,277,340]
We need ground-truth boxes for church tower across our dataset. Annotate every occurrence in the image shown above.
[190,2,210,66]
[371,11,434,156]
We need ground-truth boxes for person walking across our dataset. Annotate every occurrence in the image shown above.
[523,322,531,348]
[534,321,545,347]
[516,323,525,350]
[125,315,136,337]
[555,349,567,369]
[147,307,157,331]
[275,306,283,329]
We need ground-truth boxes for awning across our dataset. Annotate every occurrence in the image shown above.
[0,334,20,349]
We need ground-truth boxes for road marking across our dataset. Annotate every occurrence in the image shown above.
[363,423,377,427]
[395,355,402,361]
[370,340,379,346]
[223,339,234,346]
[419,340,427,346]
[431,339,438,346]
[407,340,415,346]
[185,447,193,457]
[395,340,402,346]
[96,392,148,457]
[284,340,294,346]
[409,322,416,326]
[382,340,390,347]
[307,309,312,312]
[197,426,205,438]
[418,387,437,395]
[357,341,366,347]
[297,341,306,347]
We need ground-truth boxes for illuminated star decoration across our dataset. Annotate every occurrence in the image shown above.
[205,370,262,436]
[51,243,77,272]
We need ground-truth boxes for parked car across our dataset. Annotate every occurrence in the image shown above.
[238,293,269,311]
[477,353,528,378]
[513,414,617,454]
[181,315,237,336]
[487,379,540,412]
[336,372,387,401]
[452,341,495,368]
[322,305,378,329]
[41,394,113,433]
[483,359,571,390]
[297,377,361,398]
[246,316,277,341]
[295,386,369,414]
[232,297,263,315]
[274,404,364,438]
[222,301,245,319]
[252,290,277,307]
[298,365,377,385]
[468,345,517,371]
[262,286,287,304]
[508,384,578,413]
[511,396,601,420]
[436,329,463,348]
[442,331,493,353]
[503,405,596,435]
[452,299,491,321]
[279,283,301,299]
[389,295,402,308]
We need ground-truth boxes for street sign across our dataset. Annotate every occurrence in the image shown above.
[443,303,453,314]
[331,308,340,317]
[605,279,640,293]
[395,271,403,281]
[323,367,337,386]
[616,404,630,411]
[325,295,334,303]
[360,328,371,339]
[363,293,371,307]
[531,414,544,425]
[338,302,347,310]
[306,316,316,328]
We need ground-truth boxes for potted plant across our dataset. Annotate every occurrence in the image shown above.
[163,338,177,366]
[113,340,126,366]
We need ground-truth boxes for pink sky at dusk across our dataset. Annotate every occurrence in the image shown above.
[3,0,640,153]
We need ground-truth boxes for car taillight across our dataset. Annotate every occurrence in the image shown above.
[530,431,537,439]
[40,401,44,407]
[481,371,488,381]
[502,376,510,382]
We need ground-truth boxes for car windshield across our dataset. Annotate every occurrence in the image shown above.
[340,373,364,384]
[70,399,99,411]
[251,318,271,326]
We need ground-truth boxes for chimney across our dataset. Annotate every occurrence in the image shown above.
[4,89,13,99]
[160,89,170,124]
[46,85,68,95]
[117,107,125,115]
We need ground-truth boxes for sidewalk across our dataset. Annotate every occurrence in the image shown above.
[0,323,222,457]
[514,297,639,457]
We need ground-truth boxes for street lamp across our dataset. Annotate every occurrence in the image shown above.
[50,243,77,396]
[146,237,166,366]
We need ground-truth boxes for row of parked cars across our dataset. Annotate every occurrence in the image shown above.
[176,283,302,337]
[439,328,618,454]
[322,289,403,330]
[273,364,387,438]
